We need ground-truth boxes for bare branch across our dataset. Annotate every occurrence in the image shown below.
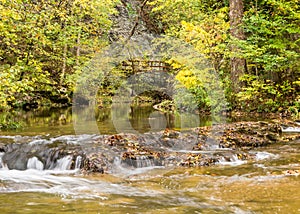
[125,0,149,42]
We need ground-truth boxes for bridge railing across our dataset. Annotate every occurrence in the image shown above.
[121,60,171,73]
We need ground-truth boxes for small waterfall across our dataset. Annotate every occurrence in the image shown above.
[0,152,3,168]
[54,155,73,170]
[111,157,123,173]
[75,156,82,169]
[0,152,8,169]
[27,157,44,170]
[113,157,122,166]
[218,154,246,166]
[136,156,155,168]
[124,156,155,168]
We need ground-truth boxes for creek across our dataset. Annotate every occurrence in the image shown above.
[0,106,299,213]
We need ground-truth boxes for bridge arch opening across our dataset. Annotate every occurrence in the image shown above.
[73,35,227,136]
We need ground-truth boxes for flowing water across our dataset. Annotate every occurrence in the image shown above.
[0,107,299,213]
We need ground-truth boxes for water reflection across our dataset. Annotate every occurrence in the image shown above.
[129,105,171,133]
[1,104,222,135]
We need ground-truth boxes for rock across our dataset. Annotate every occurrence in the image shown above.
[82,153,106,174]
[0,143,5,152]
[282,169,299,176]
[153,100,176,113]
[194,120,298,150]
[1,142,85,170]
[179,153,219,167]
[1,120,299,173]
[162,128,180,139]
[109,0,153,42]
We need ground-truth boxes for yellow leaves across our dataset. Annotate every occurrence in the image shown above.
[181,21,192,31]
[176,67,201,90]
[166,58,183,69]
[178,11,229,62]
[0,5,19,22]
[293,78,300,86]
[173,62,182,69]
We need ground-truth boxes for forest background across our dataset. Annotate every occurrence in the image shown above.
[0,0,299,118]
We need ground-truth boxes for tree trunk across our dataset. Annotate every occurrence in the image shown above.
[76,31,81,67]
[60,43,67,86]
[229,0,246,94]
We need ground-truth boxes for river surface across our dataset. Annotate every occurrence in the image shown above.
[0,107,299,213]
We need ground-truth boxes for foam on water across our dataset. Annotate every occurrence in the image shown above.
[254,151,277,160]
[28,139,50,145]
[50,134,97,144]
[21,134,98,146]
[281,126,300,133]
[0,169,162,199]
[0,135,16,139]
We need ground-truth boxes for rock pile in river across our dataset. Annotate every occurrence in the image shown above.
[1,120,299,173]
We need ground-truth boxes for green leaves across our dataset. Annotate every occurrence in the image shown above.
[237,74,299,113]
[149,0,299,114]
[242,0,300,73]
[0,0,119,109]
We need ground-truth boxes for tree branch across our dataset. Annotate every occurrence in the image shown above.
[125,0,149,42]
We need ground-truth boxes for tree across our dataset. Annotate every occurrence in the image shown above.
[236,0,300,113]
[229,0,246,95]
[0,0,118,109]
